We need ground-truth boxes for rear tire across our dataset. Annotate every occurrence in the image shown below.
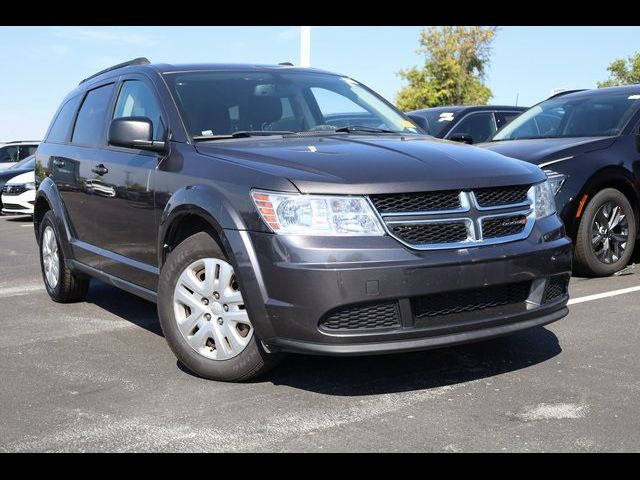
[39,210,90,302]
[157,231,283,382]
[574,188,636,277]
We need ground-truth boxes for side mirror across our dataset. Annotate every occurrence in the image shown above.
[449,133,474,145]
[108,116,166,152]
[406,114,430,134]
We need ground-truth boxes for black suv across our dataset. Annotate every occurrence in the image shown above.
[35,58,571,381]
[479,86,640,277]
[406,105,526,144]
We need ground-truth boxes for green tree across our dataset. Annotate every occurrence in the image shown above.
[598,52,640,87]
[396,26,498,111]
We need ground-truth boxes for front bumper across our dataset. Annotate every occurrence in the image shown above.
[225,214,572,355]
[1,191,35,215]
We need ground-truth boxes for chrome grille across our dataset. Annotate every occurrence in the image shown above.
[370,191,461,213]
[391,221,469,244]
[371,185,536,250]
[482,214,527,238]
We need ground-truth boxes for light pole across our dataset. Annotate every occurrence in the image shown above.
[300,26,311,67]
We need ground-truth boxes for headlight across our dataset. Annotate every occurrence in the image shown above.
[543,169,567,196]
[534,180,556,219]
[24,182,36,190]
[251,190,384,236]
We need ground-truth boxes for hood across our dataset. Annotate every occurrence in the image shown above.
[477,136,617,165]
[0,167,31,182]
[5,171,34,185]
[195,134,545,195]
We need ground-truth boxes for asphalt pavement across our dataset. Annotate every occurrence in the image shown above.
[1,214,639,452]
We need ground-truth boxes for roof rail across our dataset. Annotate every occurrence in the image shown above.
[278,62,294,66]
[79,57,151,85]
[547,89,587,99]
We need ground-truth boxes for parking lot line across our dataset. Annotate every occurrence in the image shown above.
[0,284,44,298]
[568,285,640,305]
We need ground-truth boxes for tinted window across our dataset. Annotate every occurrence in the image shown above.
[18,145,37,160]
[448,112,496,143]
[0,145,19,164]
[494,92,640,141]
[113,80,165,141]
[495,111,521,129]
[47,96,82,143]
[72,84,114,145]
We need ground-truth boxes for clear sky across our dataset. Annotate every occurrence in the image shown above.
[1,26,639,140]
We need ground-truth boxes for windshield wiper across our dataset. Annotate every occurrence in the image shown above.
[333,125,401,134]
[193,130,298,141]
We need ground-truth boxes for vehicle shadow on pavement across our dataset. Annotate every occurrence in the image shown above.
[85,280,163,336]
[2,215,33,223]
[262,328,561,395]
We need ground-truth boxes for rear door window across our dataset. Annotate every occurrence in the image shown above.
[72,84,115,146]
[0,145,19,165]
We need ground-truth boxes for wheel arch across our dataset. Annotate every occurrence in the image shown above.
[566,165,640,239]
[158,184,247,268]
[33,178,75,261]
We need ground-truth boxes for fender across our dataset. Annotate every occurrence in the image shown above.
[157,183,251,267]
[34,177,76,266]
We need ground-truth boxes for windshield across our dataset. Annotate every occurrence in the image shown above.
[163,71,420,139]
[492,91,640,141]
[9,154,35,170]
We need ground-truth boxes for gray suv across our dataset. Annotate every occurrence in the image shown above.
[34,58,572,381]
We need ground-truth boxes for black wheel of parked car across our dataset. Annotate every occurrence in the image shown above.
[574,188,637,277]
[39,210,90,302]
[157,231,283,382]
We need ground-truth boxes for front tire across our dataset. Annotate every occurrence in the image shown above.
[157,231,282,382]
[39,210,90,302]
[574,188,637,277]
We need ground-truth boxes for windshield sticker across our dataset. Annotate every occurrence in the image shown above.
[438,112,455,122]
[201,130,213,136]
[628,95,640,100]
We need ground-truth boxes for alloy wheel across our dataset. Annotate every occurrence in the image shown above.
[591,201,629,264]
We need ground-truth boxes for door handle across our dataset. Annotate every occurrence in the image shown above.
[52,158,65,167]
[91,164,109,176]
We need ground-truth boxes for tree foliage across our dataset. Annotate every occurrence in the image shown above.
[396,26,498,111]
[598,52,640,87]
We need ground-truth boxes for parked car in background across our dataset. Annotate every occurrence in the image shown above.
[479,85,640,277]
[1,169,36,216]
[0,141,39,170]
[0,154,35,211]
[34,58,570,382]
[406,106,526,144]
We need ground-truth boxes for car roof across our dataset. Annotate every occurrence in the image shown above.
[78,60,342,90]
[409,105,526,115]
[549,84,640,100]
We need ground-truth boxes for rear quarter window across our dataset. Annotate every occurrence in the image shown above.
[47,95,82,143]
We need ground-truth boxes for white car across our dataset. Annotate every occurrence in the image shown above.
[1,170,36,216]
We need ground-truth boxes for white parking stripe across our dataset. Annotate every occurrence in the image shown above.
[568,285,640,305]
[0,284,44,298]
